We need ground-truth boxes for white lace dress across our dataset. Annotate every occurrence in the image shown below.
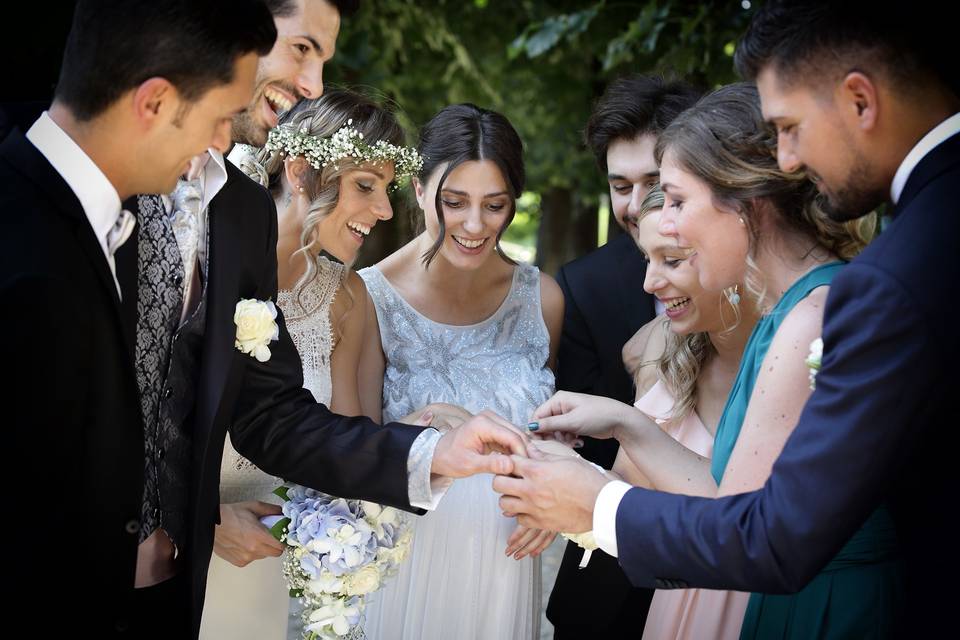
[200,256,345,640]
[358,263,555,640]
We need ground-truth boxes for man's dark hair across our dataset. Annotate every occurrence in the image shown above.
[734,0,956,95]
[584,75,701,171]
[55,0,276,121]
[263,0,359,18]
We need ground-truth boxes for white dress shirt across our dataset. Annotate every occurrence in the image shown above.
[890,112,960,204]
[26,112,134,298]
[591,111,960,559]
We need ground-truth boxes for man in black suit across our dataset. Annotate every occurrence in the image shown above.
[0,2,527,637]
[548,75,699,638]
[499,1,958,636]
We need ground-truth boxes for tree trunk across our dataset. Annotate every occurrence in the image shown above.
[536,186,599,276]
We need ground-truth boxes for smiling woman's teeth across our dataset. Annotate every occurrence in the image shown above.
[348,221,371,236]
[665,297,691,310]
[454,236,485,249]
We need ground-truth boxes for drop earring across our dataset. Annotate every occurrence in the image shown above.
[726,284,741,306]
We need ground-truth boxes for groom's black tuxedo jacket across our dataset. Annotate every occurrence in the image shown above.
[0,130,426,637]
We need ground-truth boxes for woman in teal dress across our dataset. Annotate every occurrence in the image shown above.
[656,83,901,639]
[533,83,899,637]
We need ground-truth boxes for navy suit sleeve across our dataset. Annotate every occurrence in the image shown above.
[555,265,605,395]
[615,263,936,592]
[226,179,426,512]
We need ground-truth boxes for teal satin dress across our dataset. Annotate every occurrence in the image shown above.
[710,263,902,639]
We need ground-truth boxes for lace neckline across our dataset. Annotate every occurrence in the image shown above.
[278,254,342,321]
[369,265,521,330]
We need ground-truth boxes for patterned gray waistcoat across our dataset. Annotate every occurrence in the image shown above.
[134,194,208,550]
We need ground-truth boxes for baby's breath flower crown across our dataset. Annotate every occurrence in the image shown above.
[265,118,423,189]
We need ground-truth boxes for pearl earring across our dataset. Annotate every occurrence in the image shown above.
[738,217,745,225]
[727,284,741,306]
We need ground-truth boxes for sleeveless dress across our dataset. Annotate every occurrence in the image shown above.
[199,256,345,640]
[708,262,902,639]
[637,380,750,640]
[358,263,555,640]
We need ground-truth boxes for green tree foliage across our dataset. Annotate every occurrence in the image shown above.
[326,0,757,271]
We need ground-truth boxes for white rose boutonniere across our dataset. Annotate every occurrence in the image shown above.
[805,337,823,389]
[234,298,280,362]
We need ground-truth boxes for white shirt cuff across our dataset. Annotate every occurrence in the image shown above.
[406,429,453,511]
[593,480,632,557]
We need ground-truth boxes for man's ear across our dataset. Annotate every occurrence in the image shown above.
[131,77,178,130]
[839,71,879,132]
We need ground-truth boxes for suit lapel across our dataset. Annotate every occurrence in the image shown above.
[196,174,242,446]
[116,200,139,355]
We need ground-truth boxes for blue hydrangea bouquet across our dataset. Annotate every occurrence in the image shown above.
[263,485,413,640]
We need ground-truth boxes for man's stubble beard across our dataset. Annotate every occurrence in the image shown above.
[820,153,887,223]
[231,109,268,147]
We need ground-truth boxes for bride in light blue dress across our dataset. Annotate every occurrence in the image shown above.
[357,104,564,640]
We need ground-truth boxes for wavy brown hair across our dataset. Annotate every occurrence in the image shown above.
[654,82,875,311]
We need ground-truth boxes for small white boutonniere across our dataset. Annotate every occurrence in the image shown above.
[805,337,823,389]
[234,298,280,362]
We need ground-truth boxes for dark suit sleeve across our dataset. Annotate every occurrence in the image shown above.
[226,181,427,512]
[555,265,605,395]
[615,263,935,592]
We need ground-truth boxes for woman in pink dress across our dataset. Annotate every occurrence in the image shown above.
[617,185,757,640]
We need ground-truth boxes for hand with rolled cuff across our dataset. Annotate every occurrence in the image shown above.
[431,409,535,479]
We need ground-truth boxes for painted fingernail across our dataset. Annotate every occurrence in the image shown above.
[527,422,539,431]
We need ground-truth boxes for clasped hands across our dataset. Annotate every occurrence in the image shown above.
[422,393,629,560]
[492,391,633,538]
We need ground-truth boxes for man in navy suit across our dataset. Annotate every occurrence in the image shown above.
[495,1,958,633]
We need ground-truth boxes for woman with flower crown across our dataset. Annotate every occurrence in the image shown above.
[356,103,564,639]
[199,89,428,640]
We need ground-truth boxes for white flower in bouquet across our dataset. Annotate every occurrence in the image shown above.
[376,528,412,570]
[361,500,399,538]
[344,565,382,596]
[306,571,343,596]
[306,594,362,638]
